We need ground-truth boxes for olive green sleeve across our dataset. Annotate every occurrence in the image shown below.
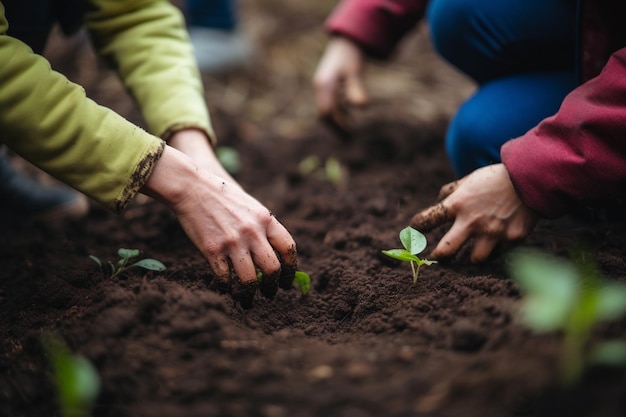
[0,3,165,213]
[85,0,216,144]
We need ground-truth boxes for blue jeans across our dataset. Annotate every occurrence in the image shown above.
[426,0,578,176]
[184,0,237,31]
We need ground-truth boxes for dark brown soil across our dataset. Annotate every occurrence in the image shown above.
[2,2,626,417]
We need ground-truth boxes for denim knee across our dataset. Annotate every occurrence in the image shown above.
[445,103,501,177]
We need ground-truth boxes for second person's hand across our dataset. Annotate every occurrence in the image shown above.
[313,36,369,134]
[410,164,540,263]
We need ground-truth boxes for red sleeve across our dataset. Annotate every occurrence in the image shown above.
[501,48,626,218]
[325,0,428,59]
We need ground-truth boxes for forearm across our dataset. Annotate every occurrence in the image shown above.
[0,10,164,212]
[502,48,626,218]
[86,0,215,142]
[325,0,427,58]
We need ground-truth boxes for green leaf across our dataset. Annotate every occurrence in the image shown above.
[324,156,343,184]
[596,283,626,321]
[508,249,579,332]
[298,155,321,175]
[216,146,241,174]
[399,226,427,255]
[118,248,140,260]
[293,271,311,295]
[88,255,102,268]
[131,259,166,272]
[590,340,626,365]
[381,249,420,263]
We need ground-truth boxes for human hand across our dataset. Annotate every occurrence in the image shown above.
[410,164,539,263]
[313,36,368,135]
[142,146,297,307]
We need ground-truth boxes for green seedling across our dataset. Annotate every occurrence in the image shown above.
[298,155,344,186]
[256,269,312,295]
[215,146,241,175]
[90,248,166,278]
[42,333,100,417]
[508,248,626,386]
[382,226,437,284]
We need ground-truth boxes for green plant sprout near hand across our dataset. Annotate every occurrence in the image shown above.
[256,269,312,295]
[382,226,437,284]
[298,155,344,186]
[89,248,166,278]
[508,248,626,386]
[215,146,241,175]
[41,333,100,417]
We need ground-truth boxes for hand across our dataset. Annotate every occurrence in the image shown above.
[313,36,368,134]
[168,128,241,190]
[410,164,539,263]
[141,146,297,303]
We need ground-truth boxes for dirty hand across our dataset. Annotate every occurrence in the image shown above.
[142,146,297,301]
[410,164,539,263]
[313,36,368,133]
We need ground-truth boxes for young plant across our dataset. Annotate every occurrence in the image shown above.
[508,248,626,386]
[298,155,344,186]
[42,333,100,417]
[90,248,166,278]
[293,270,312,295]
[382,226,437,284]
[256,269,312,295]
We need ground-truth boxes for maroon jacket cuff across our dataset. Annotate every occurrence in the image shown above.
[502,48,626,218]
[325,0,427,59]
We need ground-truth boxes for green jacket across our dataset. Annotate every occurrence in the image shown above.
[0,0,215,212]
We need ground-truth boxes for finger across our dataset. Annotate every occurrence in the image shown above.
[469,235,499,264]
[430,220,472,260]
[345,75,368,107]
[251,242,281,299]
[437,180,461,201]
[410,201,454,232]
[267,216,298,267]
[266,216,298,289]
[208,256,231,283]
[230,250,258,284]
[313,73,338,118]
[323,103,353,138]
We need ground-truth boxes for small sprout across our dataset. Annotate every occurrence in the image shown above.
[89,248,166,278]
[298,155,345,186]
[42,333,100,417]
[298,155,321,176]
[256,269,311,295]
[382,226,437,284]
[215,146,241,174]
[324,156,343,185]
[293,271,311,295]
[508,248,626,386]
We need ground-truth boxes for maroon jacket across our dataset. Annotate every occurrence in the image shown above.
[326,0,626,218]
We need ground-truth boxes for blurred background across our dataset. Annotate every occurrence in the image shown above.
[43,0,475,144]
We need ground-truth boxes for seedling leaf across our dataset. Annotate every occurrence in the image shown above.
[399,226,427,255]
[88,255,102,268]
[382,226,436,284]
[118,248,140,260]
[293,271,311,295]
[381,249,420,263]
[591,341,626,365]
[131,259,167,271]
